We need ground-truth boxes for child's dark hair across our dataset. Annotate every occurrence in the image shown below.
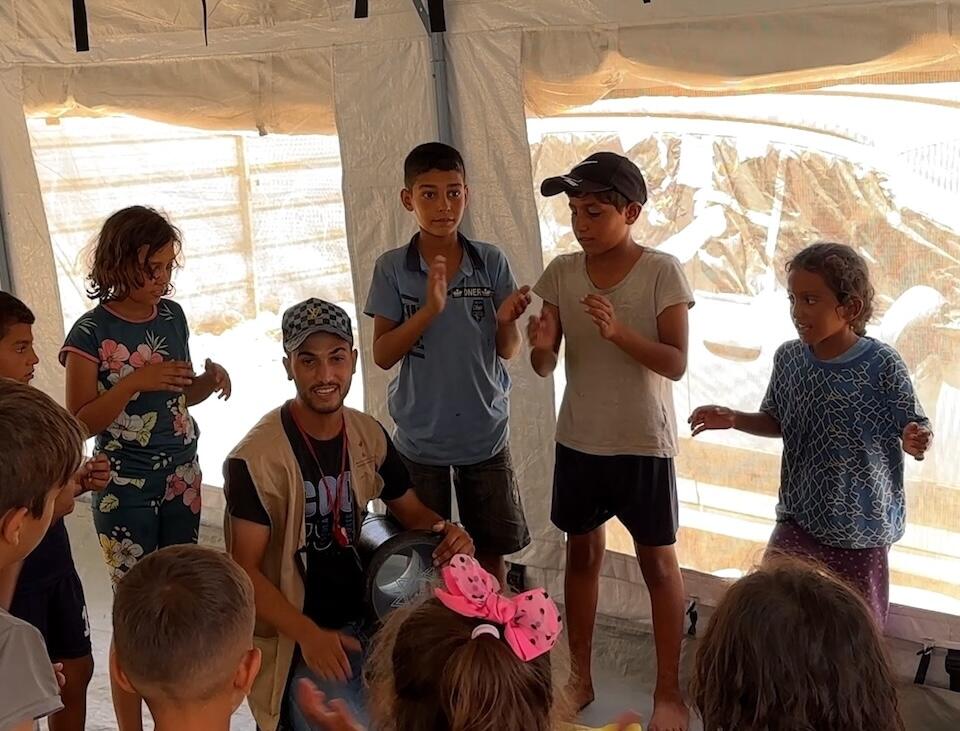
[0,379,85,518]
[691,558,904,731]
[787,242,875,336]
[0,291,35,340]
[569,189,631,212]
[366,596,571,731]
[404,143,466,189]
[86,206,182,303]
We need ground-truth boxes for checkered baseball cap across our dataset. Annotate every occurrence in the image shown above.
[281,298,354,353]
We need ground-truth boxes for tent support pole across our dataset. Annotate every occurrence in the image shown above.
[0,194,12,292]
[411,0,452,144]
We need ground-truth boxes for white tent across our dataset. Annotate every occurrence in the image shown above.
[3,1,960,728]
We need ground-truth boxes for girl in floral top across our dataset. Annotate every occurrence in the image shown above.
[61,206,231,731]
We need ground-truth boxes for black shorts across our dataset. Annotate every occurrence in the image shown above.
[551,443,679,546]
[399,446,531,556]
[10,569,92,661]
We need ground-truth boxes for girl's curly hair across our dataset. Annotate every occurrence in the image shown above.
[787,242,875,336]
[86,206,182,303]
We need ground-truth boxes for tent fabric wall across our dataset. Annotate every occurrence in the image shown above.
[2,2,960,714]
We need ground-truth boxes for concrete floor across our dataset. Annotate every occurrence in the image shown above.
[61,499,956,730]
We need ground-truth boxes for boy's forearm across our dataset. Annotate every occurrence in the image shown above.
[495,321,522,360]
[733,411,782,437]
[530,347,558,377]
[373,308,437,369]
[609,327,687,381]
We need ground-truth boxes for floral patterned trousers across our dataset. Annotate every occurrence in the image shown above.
[92,459,202,584]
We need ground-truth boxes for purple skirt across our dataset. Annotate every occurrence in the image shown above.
[765,520,890,626]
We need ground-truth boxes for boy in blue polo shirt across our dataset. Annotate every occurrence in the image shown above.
[364,142,532,585]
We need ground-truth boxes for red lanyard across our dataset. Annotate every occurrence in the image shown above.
[289,406,350,547]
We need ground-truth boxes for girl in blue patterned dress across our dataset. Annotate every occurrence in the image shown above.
[61,206,231,731]
[689,242,932,625]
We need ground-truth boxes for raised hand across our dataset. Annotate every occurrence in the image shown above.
[203,358,232,400]
[527,306,559,351]
[77,454,111,494]
[582,294,621,341]
[496,286,533,325]
[426,255,448,316]
[688,405,737,436]
[296,680,364,731]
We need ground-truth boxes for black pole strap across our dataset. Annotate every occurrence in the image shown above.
[915,643,934,685]
[201,0,208,45]
[72,0,89,52]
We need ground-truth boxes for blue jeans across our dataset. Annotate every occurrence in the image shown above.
[287,623,369,730]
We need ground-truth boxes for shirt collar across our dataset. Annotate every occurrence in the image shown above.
[404,232,484,276]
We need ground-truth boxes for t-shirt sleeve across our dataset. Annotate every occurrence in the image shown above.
[533,257,561,307]
[0,617,63,729]
[363,255,404,322]
[654,255,695,316]
[59,312,101,367]
[880,348,929,434]
[223,458,270,526]
[377,425,413,501]
[760,344,786,423]
[491,248,519,310]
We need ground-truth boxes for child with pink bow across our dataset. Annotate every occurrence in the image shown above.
[297,554,641,731]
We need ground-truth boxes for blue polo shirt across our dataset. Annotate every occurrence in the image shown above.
[364,233,516,466]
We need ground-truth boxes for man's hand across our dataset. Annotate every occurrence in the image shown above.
[76,454,111,495]
[903,422,932,460]
[582,294,622,341]
[296,679,364,731]
[497,286,533,326]
[432,521,474,566]
[299,625,362,684]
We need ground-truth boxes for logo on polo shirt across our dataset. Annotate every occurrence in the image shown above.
[451,287,494,299]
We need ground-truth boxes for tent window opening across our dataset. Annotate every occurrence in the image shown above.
[528,83,960,617]
[26,114,360,488]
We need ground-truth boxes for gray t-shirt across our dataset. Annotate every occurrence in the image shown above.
[0,607,62,730]
[534,249,694,458]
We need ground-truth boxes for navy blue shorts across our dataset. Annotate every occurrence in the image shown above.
[551,443,679,546]
[10,569,92,661]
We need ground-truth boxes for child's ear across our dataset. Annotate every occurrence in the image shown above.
[0,507,28,547]
[840,297,864,325]
[109,643,138,696]
[401,188,415,212]
[625,202,642,225]
[235,647,262,695]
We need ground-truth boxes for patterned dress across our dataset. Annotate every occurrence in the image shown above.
[61,299,201,582]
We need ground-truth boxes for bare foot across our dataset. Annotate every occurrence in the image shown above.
[649,693,688,731]
[567,679,596,712]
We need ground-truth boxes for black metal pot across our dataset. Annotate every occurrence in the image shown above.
[358,513,441,623]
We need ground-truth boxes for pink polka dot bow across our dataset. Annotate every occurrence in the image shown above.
[434,554,562,662]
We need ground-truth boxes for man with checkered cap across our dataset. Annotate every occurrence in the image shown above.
[223,297,473,731]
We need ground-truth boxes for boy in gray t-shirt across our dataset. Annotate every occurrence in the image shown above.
[530,153,694,731]
[0,380,86,731]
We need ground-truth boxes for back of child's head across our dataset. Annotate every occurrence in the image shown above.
[0,291,35,341]
[404,142,466,189]
[691,558,904,731]
[787,242,875,336]
[367,556,570,731]
[86,205,182,303]
[112,544,256,706]
[0,378,84,520]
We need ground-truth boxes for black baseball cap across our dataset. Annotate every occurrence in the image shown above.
[281,298,354,353]
[540,152,648,205]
